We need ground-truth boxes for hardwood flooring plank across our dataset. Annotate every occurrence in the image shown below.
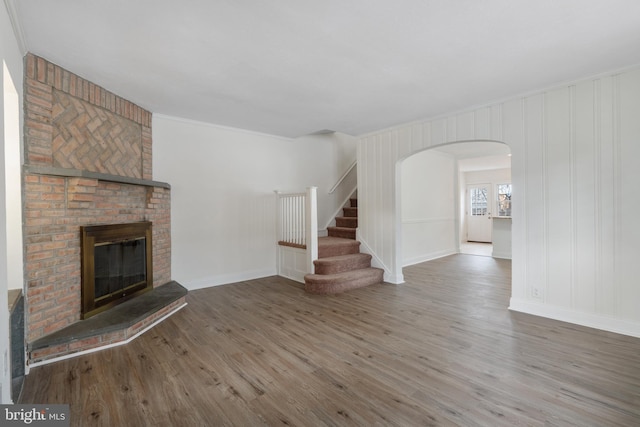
[20,255,640,426]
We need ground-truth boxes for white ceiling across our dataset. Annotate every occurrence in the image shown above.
[10,0,640,138]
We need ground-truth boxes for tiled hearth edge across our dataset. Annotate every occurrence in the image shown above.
[28,282,188,367]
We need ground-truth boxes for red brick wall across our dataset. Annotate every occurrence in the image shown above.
[23,54,171,344]
[25,54,152,178]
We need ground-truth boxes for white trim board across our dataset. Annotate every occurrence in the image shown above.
[182,268,277,291]
[402,249,456,268]
[509,298,640,339]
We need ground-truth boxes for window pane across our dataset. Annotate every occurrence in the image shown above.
[497,184,512,216]
[470,188,488,216]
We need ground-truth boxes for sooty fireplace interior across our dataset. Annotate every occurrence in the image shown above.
[81,221,153,319]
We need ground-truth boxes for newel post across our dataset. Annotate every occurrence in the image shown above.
[306,186,318,274]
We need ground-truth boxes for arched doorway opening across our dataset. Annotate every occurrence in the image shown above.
[397,140,511,269]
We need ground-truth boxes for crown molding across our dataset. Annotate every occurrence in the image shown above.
[154,113,293,142]
[3,0,27,54]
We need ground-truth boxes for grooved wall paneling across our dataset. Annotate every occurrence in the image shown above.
[574,80,597,313]
[358,67,640,337]
[521,95,542,301]
[545,87,572,306]
[618,69,640,319]
[597,76,616,316]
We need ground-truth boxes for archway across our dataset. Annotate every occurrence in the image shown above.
[396,140,511,275]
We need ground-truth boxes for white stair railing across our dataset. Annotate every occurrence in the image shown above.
[324,161,357,233]
[277,191,306,247]
[328,160,356,194]
[275,187,318,276]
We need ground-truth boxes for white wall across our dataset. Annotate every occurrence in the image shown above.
[153,116,355,290]
[3,62,22,292]
[1,0,24,403]
[294,132,358,233]
[358,67,640,338]
[401,149,456,266]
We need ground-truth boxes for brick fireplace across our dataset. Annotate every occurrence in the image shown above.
[22,54,181,363]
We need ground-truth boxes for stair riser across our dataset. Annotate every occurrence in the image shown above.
[305,269,384,294]
[318,244,360,258]
[328,228,356,239]
[350,198,358,208]
[336,217,357,228]
[342,207,358,218]
[314,256,372,275]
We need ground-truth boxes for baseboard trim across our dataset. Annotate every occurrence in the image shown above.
[402,249,456,267]
[491,251,512,259]
[383,271,405,285]
[183,268,277,290]
[509,297,640,339]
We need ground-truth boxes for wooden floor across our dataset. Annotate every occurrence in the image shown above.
[20,255,640,426]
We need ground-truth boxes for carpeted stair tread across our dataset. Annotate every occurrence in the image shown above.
[318,237,360,258]
[327,226,356,239]
[303,199,381,294]
[313,253,372,275]
[304,268,384,294]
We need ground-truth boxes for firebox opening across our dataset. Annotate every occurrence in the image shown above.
[81,222,153,319]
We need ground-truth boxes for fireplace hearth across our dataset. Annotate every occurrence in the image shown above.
[81,222,153,319]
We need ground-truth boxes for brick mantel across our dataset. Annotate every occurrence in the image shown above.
[22,54,172,353]
[23,165,171,189]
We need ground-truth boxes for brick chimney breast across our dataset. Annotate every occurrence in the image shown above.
[22,54,170,346]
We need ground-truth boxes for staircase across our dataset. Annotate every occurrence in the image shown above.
[304,198,384,294]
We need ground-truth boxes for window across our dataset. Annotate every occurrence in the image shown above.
[470,187,488,216]
[496,184,512,217]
